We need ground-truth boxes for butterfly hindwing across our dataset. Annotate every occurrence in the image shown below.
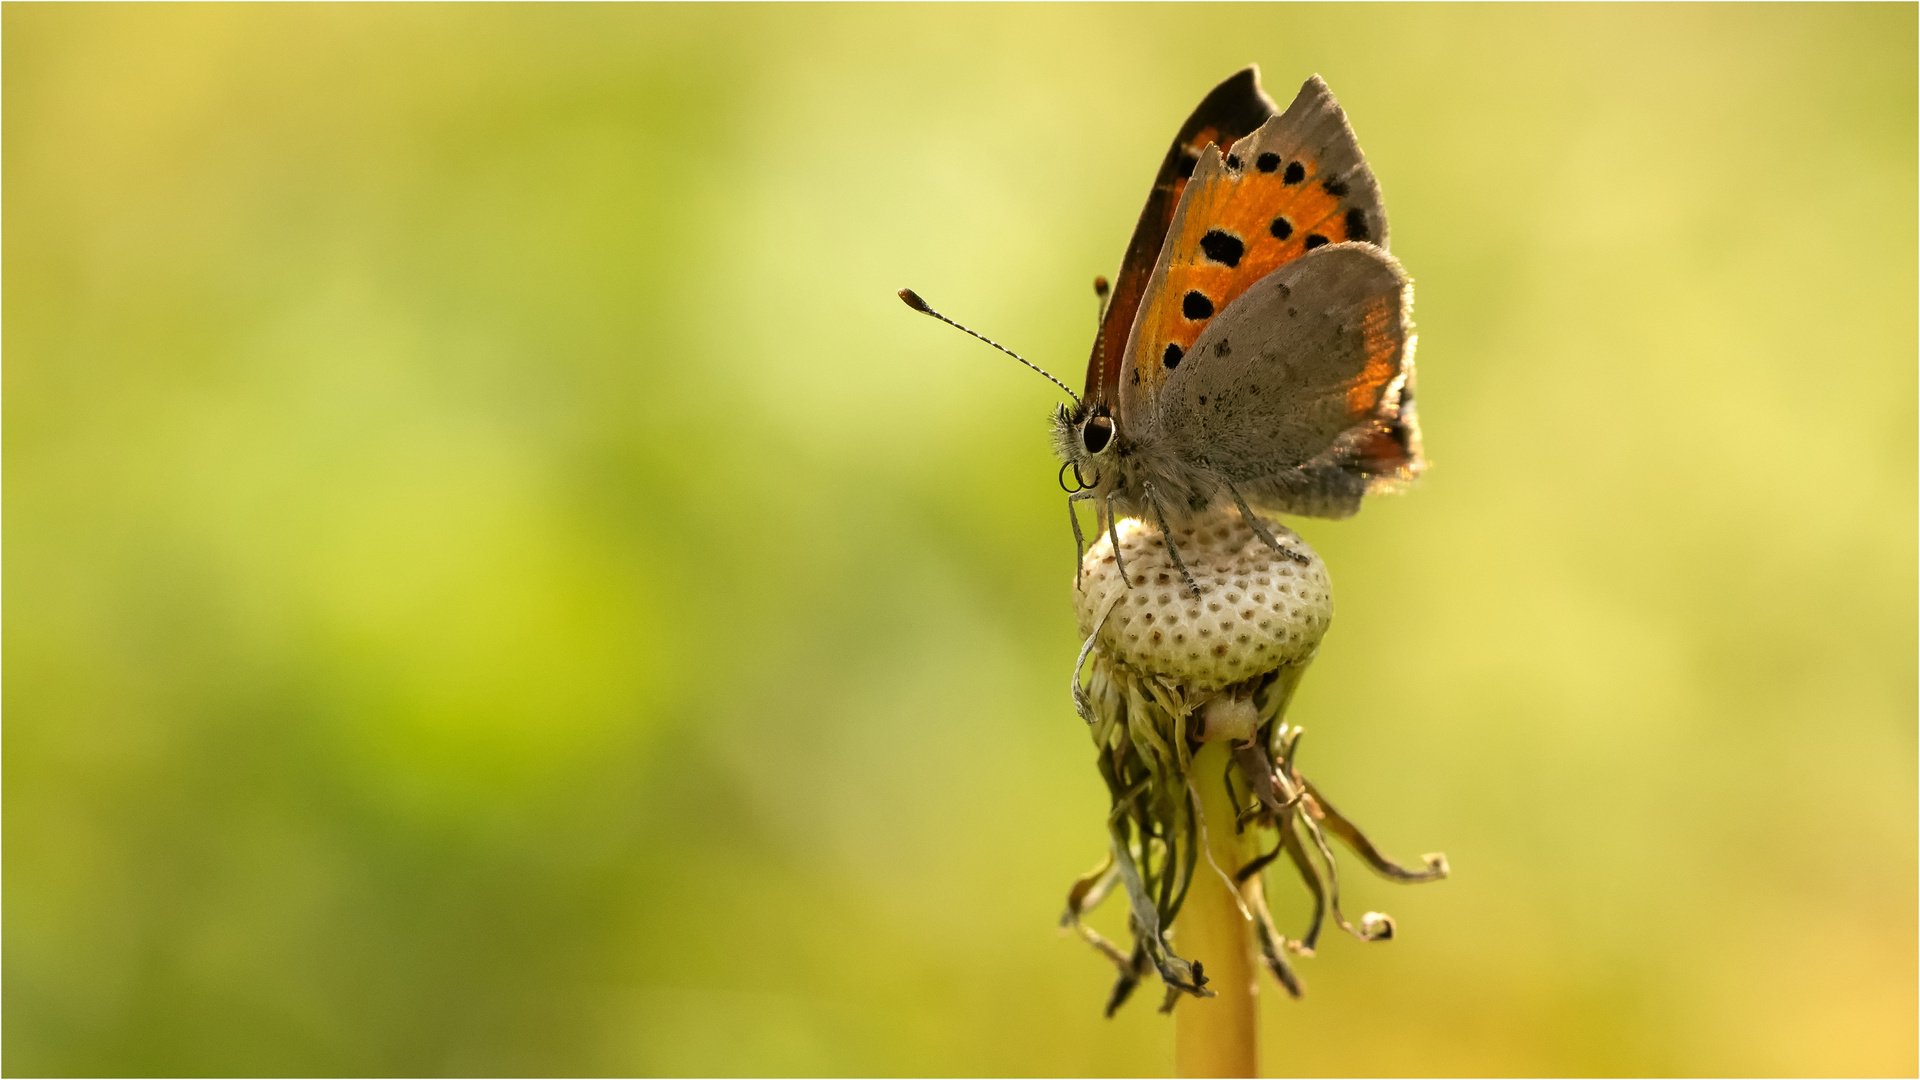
[1084,67,1277,409]
[1117,75,1389,431]
[1154,242,1419,519]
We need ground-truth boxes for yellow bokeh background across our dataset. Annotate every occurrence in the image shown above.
[5,5,1913,1075]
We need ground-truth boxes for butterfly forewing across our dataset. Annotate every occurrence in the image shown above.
[1085,67,1277,409]
[1117,76,1389,429]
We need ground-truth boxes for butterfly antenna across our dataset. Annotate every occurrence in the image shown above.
[897,288,1080,406]
[1091,276,1112,393]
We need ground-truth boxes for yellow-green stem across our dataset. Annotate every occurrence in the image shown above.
[1173,740,1259,1078]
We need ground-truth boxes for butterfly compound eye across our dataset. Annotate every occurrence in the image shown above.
[1081,416,1114,454]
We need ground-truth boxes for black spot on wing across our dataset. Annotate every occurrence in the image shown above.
[1225,153,1242,171]
[1163,343,1184,369]
[1182,291,1214,320]
[1304,234,1329,250]
[1322,177,1349,197]
[1344,208,1370,242]
[1269,216,1293,240]
[1282,161,1305,184]
[1256,152,1281,173]
[1199,230,1244,267]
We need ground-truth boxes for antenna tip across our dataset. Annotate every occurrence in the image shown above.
[1093,275,1110,299]
[897,288,931,314]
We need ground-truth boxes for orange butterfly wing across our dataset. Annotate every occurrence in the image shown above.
[1083,67,1277,409]
[1118,76,1390,429]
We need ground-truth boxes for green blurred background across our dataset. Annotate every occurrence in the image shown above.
[5,4,1914,1076]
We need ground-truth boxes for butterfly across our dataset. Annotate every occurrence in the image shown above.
[904,66,1420,595]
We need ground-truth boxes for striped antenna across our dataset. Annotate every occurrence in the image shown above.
[898,288,1080,406]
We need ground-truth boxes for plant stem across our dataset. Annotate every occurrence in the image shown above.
[1174,740,1259,1077]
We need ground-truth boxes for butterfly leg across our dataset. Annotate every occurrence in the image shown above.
[1226,480,1311,566]
[1143,483,1201,598]
[1067,489,1095,589]
[1102,494,1133,587]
